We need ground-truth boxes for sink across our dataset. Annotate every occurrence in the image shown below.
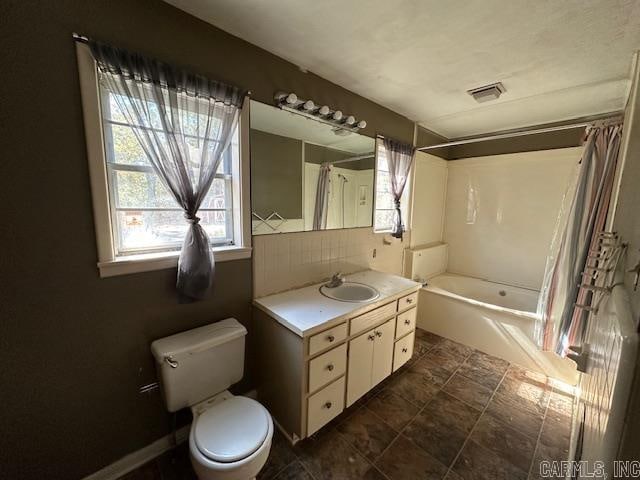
[319,282,380,303]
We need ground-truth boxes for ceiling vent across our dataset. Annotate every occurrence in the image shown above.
[467,82,505,103]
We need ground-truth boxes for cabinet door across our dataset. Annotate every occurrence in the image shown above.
[346,329,375,407]
[371,318,395,388]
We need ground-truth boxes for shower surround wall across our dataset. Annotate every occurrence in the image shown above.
[252,228,409,297]
[444,147,583,290]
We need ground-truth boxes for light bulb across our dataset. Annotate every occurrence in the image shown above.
[357,120,367,129]
[285,93,298,104]
[333,110,343,121]
[345,115,356,125]
[302,100,315,111]
[318,105,330,115]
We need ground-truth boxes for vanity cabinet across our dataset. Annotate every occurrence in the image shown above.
[346,318,394,406]
[253,274,420,443]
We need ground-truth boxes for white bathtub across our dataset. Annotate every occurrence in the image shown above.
[419,273,577,384]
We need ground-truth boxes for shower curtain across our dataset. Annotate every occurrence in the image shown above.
[312,163,332,230]
[535,124,623,355]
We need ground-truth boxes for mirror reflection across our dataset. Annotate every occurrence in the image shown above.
[250,100,375,234]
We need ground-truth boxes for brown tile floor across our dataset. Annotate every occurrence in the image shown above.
[118,329,574,480]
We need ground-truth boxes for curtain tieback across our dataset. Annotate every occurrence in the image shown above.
[184,213,201,225]
[394,199,401,209]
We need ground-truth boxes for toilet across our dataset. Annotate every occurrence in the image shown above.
[151,318,273,480]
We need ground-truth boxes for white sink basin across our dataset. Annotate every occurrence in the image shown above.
[319,282,380,303]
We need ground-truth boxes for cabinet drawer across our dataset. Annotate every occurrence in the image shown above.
[307,377,345,436]
[395,307,417,339]
[309,322,348,356]
[393,331,415,372]
[350,302,396,336]
[308,344,347,393]
[397,291,418,311]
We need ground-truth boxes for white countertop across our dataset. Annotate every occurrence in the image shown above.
[253,270,421,337]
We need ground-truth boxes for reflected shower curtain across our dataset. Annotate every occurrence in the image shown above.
[313,163,332,230]
[535,124,623,354]
[89,40,246,301]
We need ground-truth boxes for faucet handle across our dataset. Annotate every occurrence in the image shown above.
[324,272,344,288]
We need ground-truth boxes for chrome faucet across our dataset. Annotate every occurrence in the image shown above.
[325,272,344,288]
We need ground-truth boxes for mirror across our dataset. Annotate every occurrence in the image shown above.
[250,100,375,235]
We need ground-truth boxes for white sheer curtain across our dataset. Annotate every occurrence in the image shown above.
[383,138,415,239]
[89,40,246,301]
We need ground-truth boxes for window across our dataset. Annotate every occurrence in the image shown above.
[374,141,410,232]
[100,88,237,256]
[76,44,251,277]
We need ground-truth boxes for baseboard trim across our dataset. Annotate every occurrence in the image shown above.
[82,425,191,480]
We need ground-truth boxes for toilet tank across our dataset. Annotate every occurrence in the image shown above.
[151,318,247,412]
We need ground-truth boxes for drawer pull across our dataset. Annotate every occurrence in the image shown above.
[324,401,332,409]
[404,319,411,325]
[402,347,408,353]
[375,330,383,337]
[327,335,335,342]
[406,297,414,304]
[368,334,375,341]
[326,364,334,371]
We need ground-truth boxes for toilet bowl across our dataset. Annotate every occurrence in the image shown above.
[151,318,273,480]
[188,392,274,480]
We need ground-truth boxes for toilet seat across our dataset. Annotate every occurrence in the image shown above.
[193,396,271,463]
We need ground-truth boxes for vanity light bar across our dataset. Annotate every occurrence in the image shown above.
[274,92,367,132]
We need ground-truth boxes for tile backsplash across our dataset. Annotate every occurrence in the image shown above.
[252,228,410,298]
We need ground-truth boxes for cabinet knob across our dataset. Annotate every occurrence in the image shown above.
[375,331,382,337]
[327,335,335,342]
[368,334,375,341]
[406,298,413,304]
[404,319,411,325]
[326,364,334,371]
[402,347,408,353]
[324,401,332,409]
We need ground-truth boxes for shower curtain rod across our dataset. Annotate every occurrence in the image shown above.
[413,113,623,152]
[330,153,375,165]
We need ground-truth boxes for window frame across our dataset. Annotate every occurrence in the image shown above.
[373,138,412,233]
[76,43,251,277]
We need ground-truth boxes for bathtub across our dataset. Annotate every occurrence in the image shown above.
[418,273,577,384]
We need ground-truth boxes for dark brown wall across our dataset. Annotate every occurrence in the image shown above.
[250,129,303,218]
[448,126,585,159]
[304,143,375,170]
[0,1,415,479]
[415,124,584,160]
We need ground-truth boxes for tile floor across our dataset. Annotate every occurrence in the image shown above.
[119,329,574,480]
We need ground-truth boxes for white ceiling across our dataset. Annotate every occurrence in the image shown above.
[250,100,374,154]
[165,0,640,138]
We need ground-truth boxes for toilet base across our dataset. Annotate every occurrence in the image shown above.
[189,436,272,480]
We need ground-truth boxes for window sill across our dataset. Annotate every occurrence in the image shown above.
[97,246,252,278]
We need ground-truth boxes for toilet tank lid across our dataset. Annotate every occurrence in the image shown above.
[151,318,247,362]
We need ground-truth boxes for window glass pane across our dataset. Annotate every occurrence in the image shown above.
[377,148,389,172]
[375,210,395,230]
[114,171,229,211]
[103,89,163,129]
[116,210,229,253]
[108,124,150,166]
[202,178,227,209]
[113,170,176,209]
[375,172,395,210]
[200,210,229,241]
